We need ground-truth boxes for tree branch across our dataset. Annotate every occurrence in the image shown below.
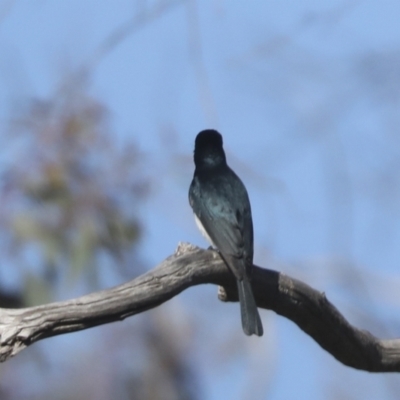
[0,242,399,371]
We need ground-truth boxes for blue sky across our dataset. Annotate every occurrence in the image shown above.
[0,1,400,399]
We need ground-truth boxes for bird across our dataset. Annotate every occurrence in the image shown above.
[189,129,263,336]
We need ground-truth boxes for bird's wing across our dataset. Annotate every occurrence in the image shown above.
[191,194,248,280]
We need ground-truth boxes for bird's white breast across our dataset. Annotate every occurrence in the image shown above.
[194,214,214,246]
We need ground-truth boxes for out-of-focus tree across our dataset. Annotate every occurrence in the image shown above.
[0,84,198,400]
[0,86,147,304]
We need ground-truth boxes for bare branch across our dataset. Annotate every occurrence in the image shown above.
[69,0,185,88]
[0,242,399,372]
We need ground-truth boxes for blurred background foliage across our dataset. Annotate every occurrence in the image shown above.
[0,83,199,400]
[1,87,147,304]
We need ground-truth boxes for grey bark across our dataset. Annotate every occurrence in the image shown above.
[0,242,399,372]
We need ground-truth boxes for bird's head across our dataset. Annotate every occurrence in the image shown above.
[193,129,226,169]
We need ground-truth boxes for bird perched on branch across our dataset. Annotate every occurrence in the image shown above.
[189,129,263,336]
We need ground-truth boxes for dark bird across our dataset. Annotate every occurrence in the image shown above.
[189,129,263,336]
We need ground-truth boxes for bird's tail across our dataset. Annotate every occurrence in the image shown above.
[237,279,263,336]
